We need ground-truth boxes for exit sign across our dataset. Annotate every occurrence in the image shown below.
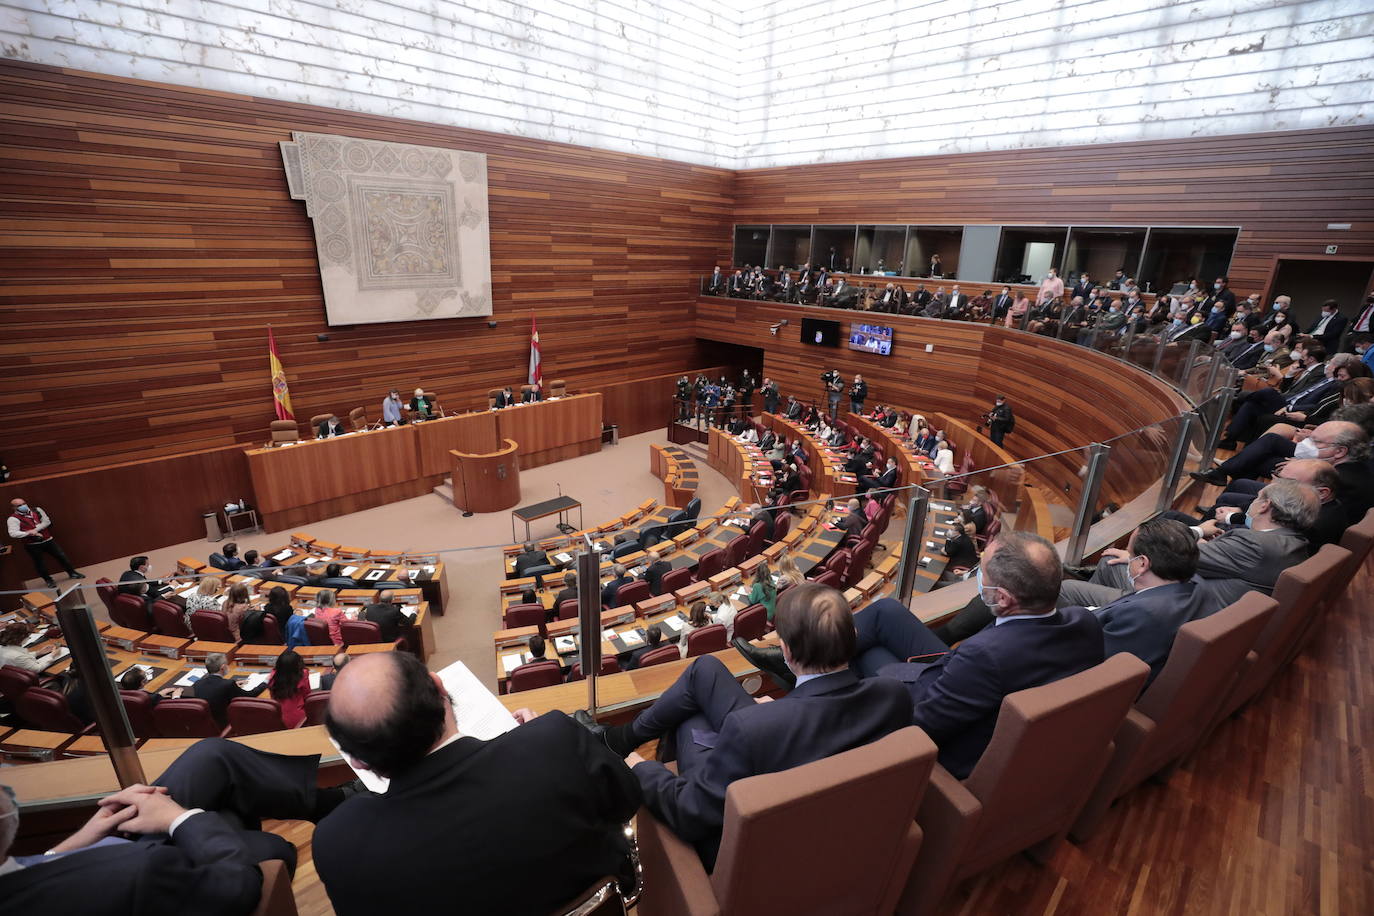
[1326,245,1339,254]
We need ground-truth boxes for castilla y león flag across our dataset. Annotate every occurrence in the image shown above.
[528,317,543,388]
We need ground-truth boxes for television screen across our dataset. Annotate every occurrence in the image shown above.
[801,317,841,347]
[848,323,894,355]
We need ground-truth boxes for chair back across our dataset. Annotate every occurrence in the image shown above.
[955,654,1149,879]
[269,420,299,444]
[557,599,580,620]
[637,645,680,668]
[250,859,301,916]
[208,553,231,570]
[0,665,40,703]
[260,614,285,645]
[304,617,335,646]
[567,656,620,681]
[771,512,792,542]
[508,660,564,693]
[547,378,567,398]
[643,727,936,915]
[227,697,287,735]
[1332,506,1374,600]
[119,689,161,739]
[503,603,547,633]
[1070,594,1278,842]
[95,577,119,614]
[303,690,331,726]
[309,413,332,431]
[110,593,151,630]
[822,548,851,582]
[683,496,702,520]
[811,569,842,589]
[151,600,192,638]
[847,539,876,588]
[660,567,694,595]
[686,623,728,657]
[723,535,749,570]
[733,604,768,642]
[340,619,384,646]
[190,609,235,643]
[695,548,726,582]
[16,686,87,733]
[616,580,651,607]
[745,522,767,559]
[348,406,367,430]
[152,698,224,738]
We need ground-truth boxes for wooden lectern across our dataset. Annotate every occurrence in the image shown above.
[450,439,520,513]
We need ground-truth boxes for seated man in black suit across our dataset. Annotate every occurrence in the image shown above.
[118,555,171,603]
[217,541,247,571]
[316,414,346,438]
[857,456,899,495]
[512,541,550,578]
[319,651,349,689]
[0,736,350,915]
[521,385,542,403]
[618,623,665,670]
[836,497,868,544]
[362,589,413,643]
[578,583,912,868]
[493,386,516,408]
[310,562,358,590]
[552,571,579,616]
[601,564,633,608]
[190,651,254,726]
[642,551,672,595]
[318,652,641,914]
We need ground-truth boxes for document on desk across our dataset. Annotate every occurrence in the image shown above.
[175,667,208,688]
[239,672,270,692]
[273,549,295,562]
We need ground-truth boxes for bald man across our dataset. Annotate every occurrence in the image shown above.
[316,652,640,915]
[577,583,911,869]
[7,497,83,589]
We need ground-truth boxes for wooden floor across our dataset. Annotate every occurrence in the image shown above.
[265,558,1374,916]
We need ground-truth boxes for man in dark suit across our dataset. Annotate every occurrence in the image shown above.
[618,623,665,670]
[748,502,775,540]
[552,571,579,613]
[989,286,1015,322]
[493,386,516,408]
[601,564,633,608]
[409,388,437,420]
[309,562,357,590]
[858,457,898,495]
[521,386,542,403]
[761,378,780,414]
[317,414,346,438]
[642,551,672,595]
[317,652,641,915]
[580,583,911,868]
[1070,274,1094,303]
[987,395,1014,446]
[850,532,1105,778]
[319,651,348,690]
[1308,300,1349,353]
[189,652,254,725]
[0,736,348,915]
[512,541,549,578]
[118,556,171,604]
[836,497,868,543]
[362,589,414,643]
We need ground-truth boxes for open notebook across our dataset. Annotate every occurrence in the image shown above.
[328,660,518,794]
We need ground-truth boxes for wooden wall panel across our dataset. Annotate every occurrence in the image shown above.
[595,365,728,438]
[0,60,735,477]
[729,127,1374,304]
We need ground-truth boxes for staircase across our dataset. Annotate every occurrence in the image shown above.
[433,476,454,502]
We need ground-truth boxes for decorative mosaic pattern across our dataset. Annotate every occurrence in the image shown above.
[281,132,492,325]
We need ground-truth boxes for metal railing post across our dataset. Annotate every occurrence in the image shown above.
[1066,443,1112,565]
[892,487,931,606]
[1156,413,1198,514]
[576,549,603,717]
[56,586,145,787]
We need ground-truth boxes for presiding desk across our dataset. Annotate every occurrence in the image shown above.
[246,394,603,530]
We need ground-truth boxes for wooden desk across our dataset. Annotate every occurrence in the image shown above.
[414,410,499,479]
[245,425,423,531]
[495,393,603,469]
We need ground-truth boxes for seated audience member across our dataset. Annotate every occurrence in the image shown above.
[1194,418,1367,488]
[961,486,993,534]
[317,414,346,438]
[836,497,868,543]
[748,563,778,621]
[223,583,253,640]
[191,652,254,725]
[183,576,223,627]
[313,590,346,646]
[319,651,349,689]
[493,385,516,409]
[803,533,1102,779]
[938,522,979,581]
[268,649,311,728]
[579,583,912,868]
[119,665,172,703]
[263,586,294,633]
[774,555,806,590]
[217,542,247,571]
[241,549,271,570]
[312,562,357,590]
[610,531,641,560]
[552,572,579,615]
[677,601,713,658]
[381,388,407,425]
[934,441,956,476]
[1201,459,1348,551]
[362,589,413,643]
[620,623,665,670]
[119,555,171,604]
[270,564,310,586]
[512,635,554,677]
[409,387,436,420]
[858,457,899,495]
[317,653,641,914]
[643,551,672,595]
[512,541,549,578]
[601,564,633,608]
[521,385,543,403]
[0,737,349,914]
[0,621,60,673]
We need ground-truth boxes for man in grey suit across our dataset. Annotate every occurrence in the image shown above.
[1059,519,1218,684]
[1072,479,1316,610]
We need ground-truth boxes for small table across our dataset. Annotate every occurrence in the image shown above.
[218,507,261,540]
[511,495,583,542]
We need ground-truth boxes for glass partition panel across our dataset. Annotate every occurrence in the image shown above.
[1097,418,1184,520]
[906,227,963,279]
[769,225,812,270]
[994,227,1069,285]
[1138,227,1239,296]
[812,226,856,272]
[853,225,906,275]
[1064,227,1147,287]
[733,225,770,267]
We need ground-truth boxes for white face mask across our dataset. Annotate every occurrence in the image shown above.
[1293,438,1326,460]
[976,567,1002,609]
[1229,331,1244,339]
[1125,555,1147,590]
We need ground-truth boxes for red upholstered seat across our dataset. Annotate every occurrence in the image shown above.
[16,686,92,734]
[304,617,334,647]
[340,619,384,646]
[567,656,620,681]
[695,548,726,582]
[723,535,749,569]
[811,569,842,589]
[772,513,793,543]
[260,615,285,645]
[110,593,151,631]
[303,690,331,726]
[152,698,230,738]
[507,660,564,693]
[0,665,41,704]
[616,580,651,607]
[119,689,160,740]
[557,599,580,620]
[95,577,119,614]
[151,600,192,638]
[227,697,289,735]
[660,567,694,595]
[686,623,728,657]
[732,604,768,642]
[504,604,547,633]
[190,609,235,642]
[636,645,681,668]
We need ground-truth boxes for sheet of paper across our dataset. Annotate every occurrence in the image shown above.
[438,660,520,741]
[554,636,577,652]
[309,673,322,690]
[365,570,385,581]
[175,667,207,688]
[341,566,359,576]
[554,552,572,565]
[21,630,46,648]
[501,653,528,674]
[41,647,70,669]
[602,629,618,641]
[327,735,391,794]
[273,549,294,561]
[239,672,270,692]
[621,629,644,647]
[661,615,684,632]
[303,557,322,566]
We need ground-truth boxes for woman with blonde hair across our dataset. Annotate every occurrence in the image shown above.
[183,575,223,626]
[774,555,805,590]
[313,588,346,646]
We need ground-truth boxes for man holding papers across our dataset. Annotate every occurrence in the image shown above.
[315,653,642,915]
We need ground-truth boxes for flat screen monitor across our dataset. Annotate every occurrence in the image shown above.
[848,323,893,355]
[801,317,841,347]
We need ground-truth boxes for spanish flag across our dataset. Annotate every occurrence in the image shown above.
[268,327,294,421]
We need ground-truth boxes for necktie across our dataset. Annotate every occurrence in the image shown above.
[1355,303,1374,332]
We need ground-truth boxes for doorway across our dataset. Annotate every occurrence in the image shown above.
[1268,258,1374,330]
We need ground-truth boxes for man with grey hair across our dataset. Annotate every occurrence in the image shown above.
[189,650,253,726]
[642,550,672,596]
[600,563,633,608]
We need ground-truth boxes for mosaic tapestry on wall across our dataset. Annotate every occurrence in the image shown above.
[281,132,493,325]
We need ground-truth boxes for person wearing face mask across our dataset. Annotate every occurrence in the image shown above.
[1038,268,1063,305]
[1204,300,1231,334]
[1203,459,1348,550]
[1098,299,1127,334]
[1205,276,1236,312]
[1217,322,1253,359]
[1231,329,1286,371]
[7,498,83,590]
[1354,334,1374,373]
[1306,299,1349,354]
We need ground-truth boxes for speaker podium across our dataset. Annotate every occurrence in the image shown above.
[450,438,520,514]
